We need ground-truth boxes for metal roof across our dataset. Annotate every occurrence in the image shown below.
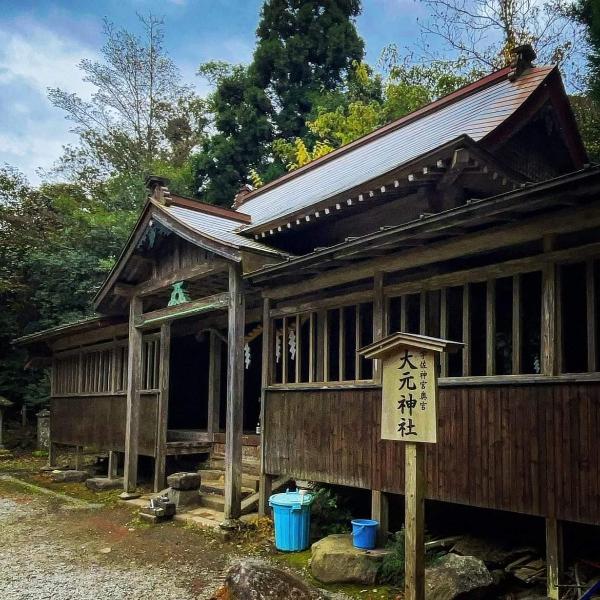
[239,66,554,230]
[162,203,283,256]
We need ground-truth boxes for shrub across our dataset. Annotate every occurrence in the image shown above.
[309,485,352,539]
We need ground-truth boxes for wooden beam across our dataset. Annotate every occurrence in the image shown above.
[136,292,229,329]
[113,283,135,298]
[224,264,245,521]
[371,490,389,548]
[264,203,600,300]
[207,331,221,435]
[153,322,171,493]
[542,264,558,376]
[135,261,227,298]
[546,518,564,600]
[259,297,272,517]
[405,443,425,600]
[123,296,143,494]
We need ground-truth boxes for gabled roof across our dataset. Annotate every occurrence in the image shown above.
[236,64,580,233]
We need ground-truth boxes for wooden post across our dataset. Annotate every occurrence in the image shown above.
[512,275,521,375]
[486,279,496,376]
[371,490,389,547]
[48,441,57,468]
[259,297,273,516]
[74,446,83,470]
[207,331,221,435]
[546,517,563,600]
[153,322,171,493]
[108,451,119,479]
[123,295,143,495]
[224,263,245,521]
[405,442,426,600]
[373,272,385,380]
[542,263,558,376]
[586,259,597,372]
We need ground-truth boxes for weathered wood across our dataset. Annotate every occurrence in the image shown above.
[264,203,600,300]
[153,322,171,492]
[462,284,471,376]
[546,518,563,600]
[263,381,600,525]
[405,442,425,600]
[586,259,597,372]
[124,296,143,493]
[542,264,558,376]
[439,289,448,377]
[136,292,229,329]
[371,490,389,547]
[224,263,245,520]
[486,279,496,376]
[512,275,521,374]
[207,331,221,435]
[270,289,373,317]
[259,297,272,517]
[373,272,385,381]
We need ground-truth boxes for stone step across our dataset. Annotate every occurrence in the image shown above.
[199,493,225,511]
[200,482,254,499]
[209,455,260,476]
[200,469,260,491]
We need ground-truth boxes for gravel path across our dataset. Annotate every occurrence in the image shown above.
[0,481,231,600]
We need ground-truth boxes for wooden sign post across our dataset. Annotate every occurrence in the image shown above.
[359,333,462,600]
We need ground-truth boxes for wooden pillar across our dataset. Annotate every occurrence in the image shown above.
[259,297,274,516]
[224,264,245,521]
[108,451,119,479]
[153,322,171,493]
[48,442,58,468]
[373,272,385,381]
[207,331,221,435]
[405,443,425,600]
[371,490,389,547]
[542,263,559,376]
[546,517,564,600]
[123,295,143,495]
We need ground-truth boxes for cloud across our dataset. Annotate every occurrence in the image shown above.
[0,21,98,183]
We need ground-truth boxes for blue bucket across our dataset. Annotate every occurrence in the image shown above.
[351,518,378,549]
[269,490,313,552]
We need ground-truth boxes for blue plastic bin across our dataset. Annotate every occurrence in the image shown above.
[351,518,379,549]
[269,489,314,551]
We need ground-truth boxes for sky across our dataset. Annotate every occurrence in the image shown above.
[0,0,432,183]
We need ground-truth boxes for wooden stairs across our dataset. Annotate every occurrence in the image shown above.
[198,453,288,515]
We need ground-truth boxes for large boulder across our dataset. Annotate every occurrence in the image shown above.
[85,477,124,491]
[167,471,201,490]
[220,559,326,599]
[310,533,390,585]
[425,553,494,600]
[50,470,89,483]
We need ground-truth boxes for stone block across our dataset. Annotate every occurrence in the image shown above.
[167,488,201,507]
[310,533,391,585]
[167,471,201,490]
[50,470,88,483]
[425,553,494,600]
[85,477,124,491]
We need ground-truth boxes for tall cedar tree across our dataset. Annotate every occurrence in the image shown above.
[194,0,364,206]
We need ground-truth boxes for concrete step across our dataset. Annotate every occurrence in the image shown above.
[200,481,255,498]
[199,468,260,491]
[199,493,225,511]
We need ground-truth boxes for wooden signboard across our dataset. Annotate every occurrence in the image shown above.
[381,347,438,443]
[360,332,462,600]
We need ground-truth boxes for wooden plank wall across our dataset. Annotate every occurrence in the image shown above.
[264,383,600,525]
[51,392,159,456]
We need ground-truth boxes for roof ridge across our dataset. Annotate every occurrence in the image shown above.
[168,194,252,224]
[238,64,535,208]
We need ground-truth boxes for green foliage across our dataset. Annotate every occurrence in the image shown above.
[192,0,365,205]
[379,528,406,586]
[309,485,353,539]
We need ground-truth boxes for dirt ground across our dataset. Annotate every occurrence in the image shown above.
[0,454,394,600]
